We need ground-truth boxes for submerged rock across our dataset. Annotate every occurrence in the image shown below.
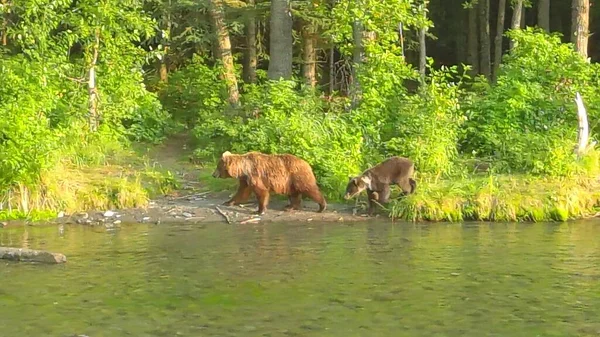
[0,247,66,264]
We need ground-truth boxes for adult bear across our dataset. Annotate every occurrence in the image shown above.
[343,156,416,214]
[212,151,327,215]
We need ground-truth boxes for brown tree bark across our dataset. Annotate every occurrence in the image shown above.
[509,0,523,49]
[479,0,491,79]
[268,0,293,80]
[208,0,240,106]
[1,0,6,46]
[301,21,318,88]
[493,0,506,82]
[467,6,479,75]
[538,0,550,31]
[243,0,257,83]
[571,0,590,59]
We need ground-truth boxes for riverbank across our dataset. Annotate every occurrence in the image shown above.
[2,135,600,225]
[389,173,600,222]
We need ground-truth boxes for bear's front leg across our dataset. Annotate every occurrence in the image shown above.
[224,177,252,206]
[366,189,378,215]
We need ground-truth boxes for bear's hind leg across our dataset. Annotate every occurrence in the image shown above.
[254,188,270,215]
[302,189,327,213]
[284,192,302,211]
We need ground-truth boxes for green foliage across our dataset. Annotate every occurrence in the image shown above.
[462,28,600,176]
[159,56,227,128]
[384,63,466,175]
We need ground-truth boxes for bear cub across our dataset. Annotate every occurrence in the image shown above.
[344,156,416,214]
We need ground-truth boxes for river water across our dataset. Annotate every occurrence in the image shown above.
[1,220,600,337]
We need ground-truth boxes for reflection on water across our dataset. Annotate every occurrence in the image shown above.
[1,221,600,337]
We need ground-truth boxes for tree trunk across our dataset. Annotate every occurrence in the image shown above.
[158,0,171,83]
[1,0,7,46]
[509,0,523,49]
[243,0,257,83]
[209,0,240,106]
[268,0,293,80]
[88,29,100,132]
[493,0,506,82]
[538,0,550,31]
[418,2,428,80]
[575,92,590,157]
[302,21,318,88]
[159,46,169,83]
[571,0,589,59]
[467,6,479,75]
[479,0,491,79]
[350,19,364,108]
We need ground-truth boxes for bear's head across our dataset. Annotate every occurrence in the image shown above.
[212,151,234,179]
[343,175,372,200]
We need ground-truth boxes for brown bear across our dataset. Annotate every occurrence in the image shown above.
[212,151,327,215]
[343,156,416,214]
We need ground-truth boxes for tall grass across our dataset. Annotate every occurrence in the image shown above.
[388,173,600,222]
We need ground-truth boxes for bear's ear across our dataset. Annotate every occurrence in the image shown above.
[221,151,232,158]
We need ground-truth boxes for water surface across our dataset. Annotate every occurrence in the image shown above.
[1,220,600,337]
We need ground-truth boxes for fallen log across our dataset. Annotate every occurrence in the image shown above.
[0,247,67,264]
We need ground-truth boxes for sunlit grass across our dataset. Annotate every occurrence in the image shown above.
[388,173,600,222]
[0,153,179,221]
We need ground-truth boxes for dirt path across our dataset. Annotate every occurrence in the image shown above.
[53,135,372,226]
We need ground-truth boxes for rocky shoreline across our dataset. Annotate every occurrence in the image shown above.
[15,191,373,228]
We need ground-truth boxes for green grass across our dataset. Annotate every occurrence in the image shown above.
[387,173,600,222]
[0,151,180,222]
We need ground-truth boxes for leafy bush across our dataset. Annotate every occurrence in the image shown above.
[384,63,466,176]
[462,28,600,175]
[0,57,63,189]
[159,56,227,129]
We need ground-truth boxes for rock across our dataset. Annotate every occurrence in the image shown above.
[113,220,122,225]
[103,210,116,217]
[141,216,151,223]
[0,222,6,228]
[57,211,65,218]
[182,212,193,218]
[79,212,89,219]
[0,247,66,264]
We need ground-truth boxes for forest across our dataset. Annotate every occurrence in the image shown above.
[1,0,600,222]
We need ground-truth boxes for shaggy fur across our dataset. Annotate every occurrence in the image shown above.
[212,151,327,215]
[344,156,416,214]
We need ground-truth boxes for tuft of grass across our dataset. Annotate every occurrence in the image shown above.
[388,173,600,222]
[0,156,178,221]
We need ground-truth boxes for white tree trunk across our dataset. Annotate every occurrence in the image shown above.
[575,92,590,157]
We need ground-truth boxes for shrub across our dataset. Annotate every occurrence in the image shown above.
[461,28,600,175]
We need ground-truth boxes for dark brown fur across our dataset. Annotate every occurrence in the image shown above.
[212,151,327,215]
[344,156,416,214]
